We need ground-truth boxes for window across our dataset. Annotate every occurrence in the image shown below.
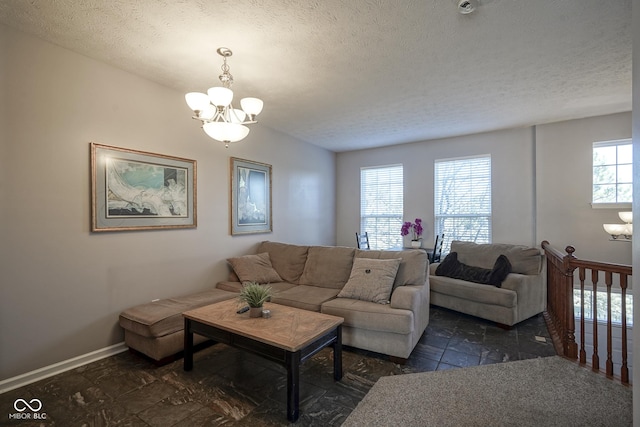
[592,139,632,205]
[573,289,633,327]
[360,165,403,250]
[434,155,491,253]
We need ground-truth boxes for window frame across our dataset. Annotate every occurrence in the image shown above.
[591,138,632,208]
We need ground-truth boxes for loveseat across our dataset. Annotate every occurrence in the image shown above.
[119,241,430,363]
[429,240,545,327]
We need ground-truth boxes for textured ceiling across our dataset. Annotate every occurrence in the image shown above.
[0,0,632,152]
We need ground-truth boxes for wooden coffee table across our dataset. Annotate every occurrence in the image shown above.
[183,299,343,422]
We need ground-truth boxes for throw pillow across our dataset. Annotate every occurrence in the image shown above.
[488,255,512,287]
[435,252,511,287]
[337,258,401,304]
[227,252,283,284]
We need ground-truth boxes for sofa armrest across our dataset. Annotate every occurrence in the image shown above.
[390,280,430,337]
[429,263,440,276]
[390,281,429,312]
[500,273,546,320]
[500,273,542,292]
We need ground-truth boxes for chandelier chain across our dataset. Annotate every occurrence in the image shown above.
[219,56,233,88]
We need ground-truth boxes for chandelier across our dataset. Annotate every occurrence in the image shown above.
[185,47,263,148]
[603,211,633,241]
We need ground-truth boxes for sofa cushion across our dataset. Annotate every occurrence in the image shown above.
[451,241,542,275]
[355,248,427,288]
[321,298,413,335]
[270,285,341,312]
[436,252,512,287]
[299,246,356,289]
[337,258,401,304]
[227,252,282,284]
[119,288,237,338]
[257,241,309,283]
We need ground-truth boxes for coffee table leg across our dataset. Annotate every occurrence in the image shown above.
[286,351,301,422]
[183,318,193,371]
[333,325,343,380]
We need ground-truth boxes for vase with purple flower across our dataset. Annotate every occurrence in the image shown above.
[401,218,423,248]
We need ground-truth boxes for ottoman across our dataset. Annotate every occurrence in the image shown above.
[119,288,238,362]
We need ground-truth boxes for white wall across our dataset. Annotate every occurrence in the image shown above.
[536,113,632,264]
[0,25,336,380]
[337,127,537,249]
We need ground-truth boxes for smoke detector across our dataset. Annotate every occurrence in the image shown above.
[457,0,478,14]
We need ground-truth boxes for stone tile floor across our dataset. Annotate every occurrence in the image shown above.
[0,306,556,426]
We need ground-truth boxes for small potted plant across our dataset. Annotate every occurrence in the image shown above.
[401,218,424,248]
[238,282,272,317]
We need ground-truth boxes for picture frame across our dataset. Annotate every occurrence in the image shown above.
[90,142,197,232]
[230,157,272,235]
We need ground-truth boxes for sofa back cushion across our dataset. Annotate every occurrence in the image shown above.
[451,240,542,275]
[355,248,428,288]
[299,246,355,289]
[257,241,309,283]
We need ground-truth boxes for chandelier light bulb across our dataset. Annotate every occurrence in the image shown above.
[241,97,264,116]
[603,224,627,237]
[199,105,216,120]
[185,92,210,112]
[203,122,250,147]
[207,87,234,107]
[618,211,633,224]
[228,108,247,124]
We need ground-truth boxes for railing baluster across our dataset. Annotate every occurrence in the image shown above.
[605,271,613,378]
[591,269,599,372]
[579,267,586,364]
[620,274,629,384]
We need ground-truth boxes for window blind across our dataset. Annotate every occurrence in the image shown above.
[434,155,491,252]
[360,165,403,250]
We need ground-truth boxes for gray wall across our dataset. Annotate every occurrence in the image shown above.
[336,114,632,266]
[0,25,336,380]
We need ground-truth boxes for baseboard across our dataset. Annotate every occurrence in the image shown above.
[0,342,128,394]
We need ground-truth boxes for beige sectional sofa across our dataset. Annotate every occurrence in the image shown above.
[218,241,431,361]
[429,240,545,326]
[120,241,430,363]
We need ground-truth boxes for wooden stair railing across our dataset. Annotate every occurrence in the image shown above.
[541,241,632,385]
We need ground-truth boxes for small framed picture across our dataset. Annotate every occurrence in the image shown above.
[90,143,197,232]
[230,157,272,235]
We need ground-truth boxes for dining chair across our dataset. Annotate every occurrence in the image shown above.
[356,231,370,250]
[429,233,445,263]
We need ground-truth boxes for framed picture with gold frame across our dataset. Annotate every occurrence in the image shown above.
[230,157,272,235]
[91,142,197,232]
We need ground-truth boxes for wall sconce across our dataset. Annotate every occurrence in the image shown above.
[603,211,632,241]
